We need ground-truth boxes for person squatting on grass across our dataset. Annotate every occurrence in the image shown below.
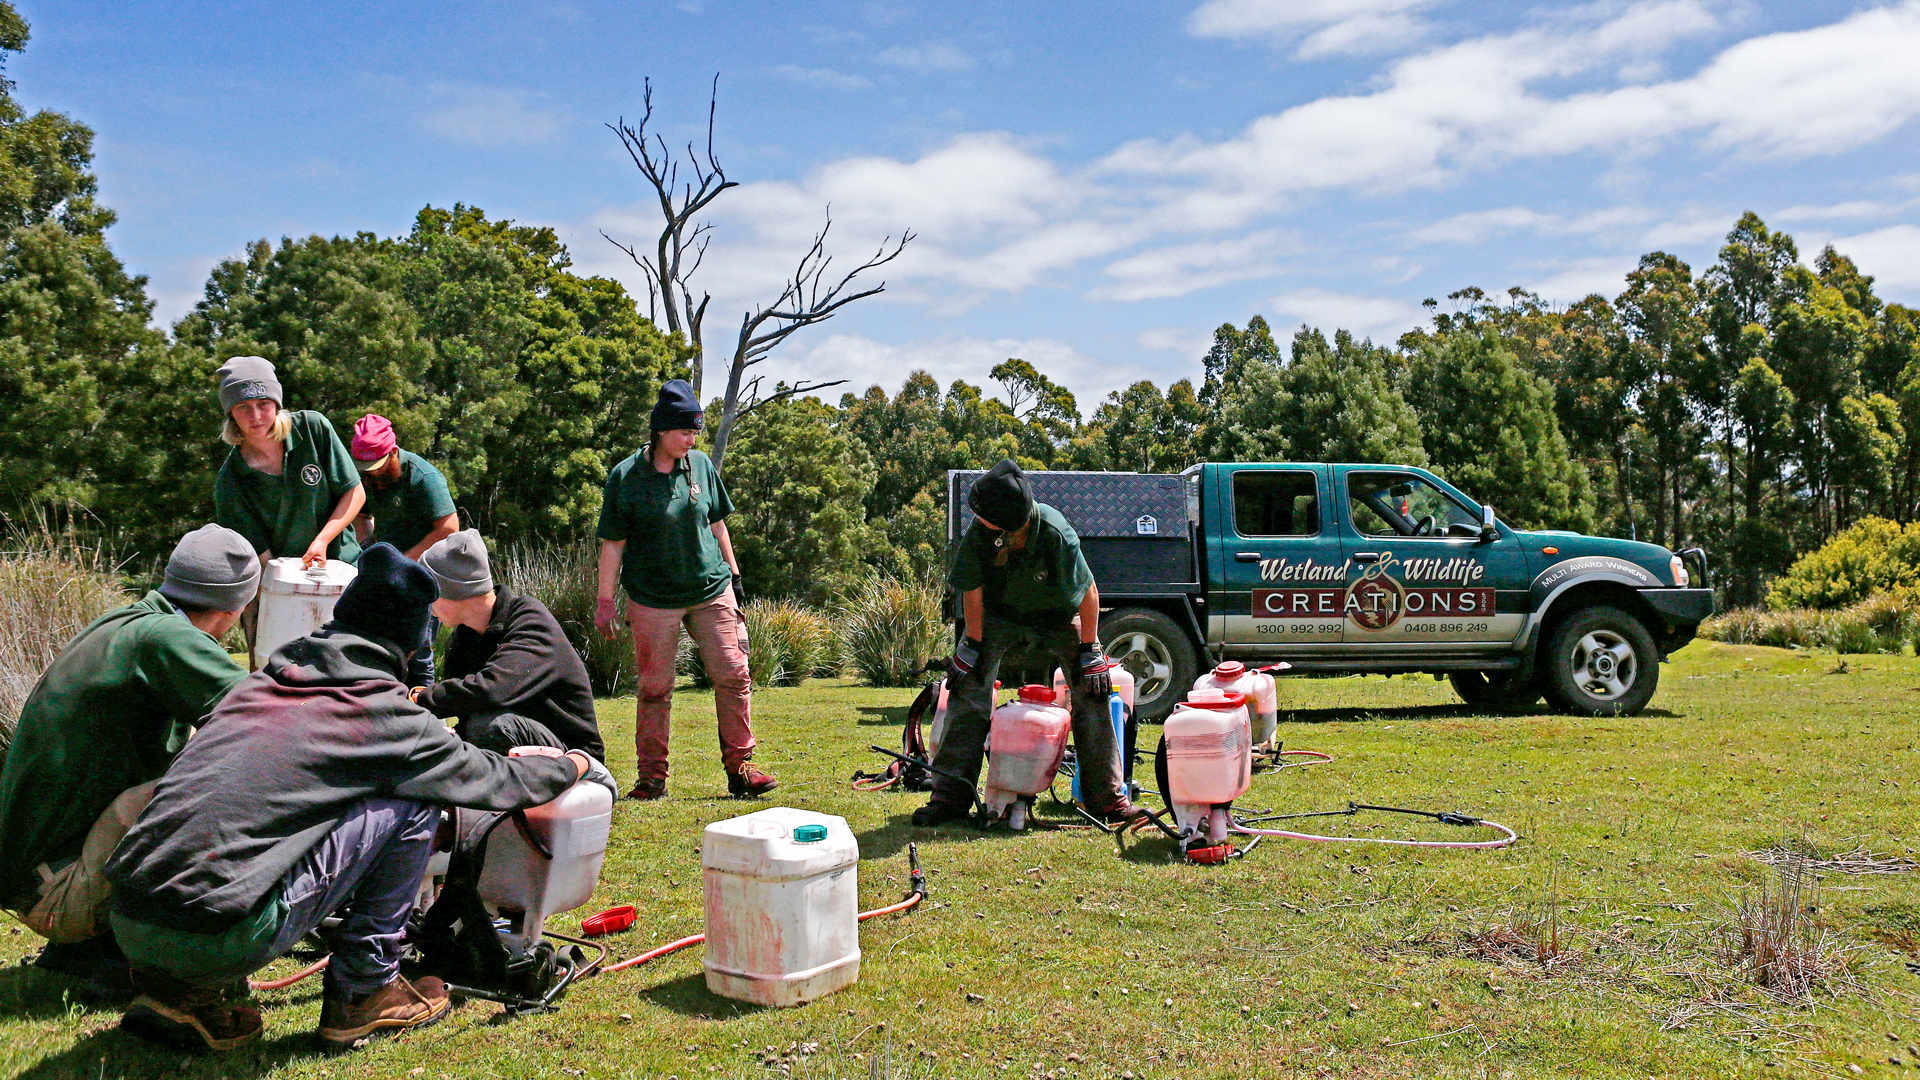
[349,412,460,688]
[415,528,606,762]
[0,525,258,989]
[105,543,616,1054]
[593,379,776,801]
[211,355,365,664]
[914,459,1144,828]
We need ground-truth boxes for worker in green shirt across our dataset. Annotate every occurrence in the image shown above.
[594,380,775,801]
[0,524,258,990]
[914,459,1142,828]
[211,356,364,664]
[348,413,459,687]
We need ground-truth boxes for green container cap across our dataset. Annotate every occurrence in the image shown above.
[792,824,828,843]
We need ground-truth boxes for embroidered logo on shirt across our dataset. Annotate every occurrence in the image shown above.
[301,464,322,487]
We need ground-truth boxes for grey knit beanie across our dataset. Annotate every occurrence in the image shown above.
[216,355,283,413]
[421,529,494,600]
[159,524,262,612]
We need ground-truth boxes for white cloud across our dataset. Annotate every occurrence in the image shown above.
[1408,205,1657,246]
[417,84,568,147]
[1138,327,1215,363]
[1773,199,1907,223]
[770,65,873,92]
[1091,229,1300,301]
[1827,223,1920,297]
[1521,256,1639,304]
[1267,288,1429,344]
[876,42,976,72]
[1186,0,1438,58]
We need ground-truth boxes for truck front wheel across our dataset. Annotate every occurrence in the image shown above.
[1541,605,1659,717]
[1101,608,1199,723]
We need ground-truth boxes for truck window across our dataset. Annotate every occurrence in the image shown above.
[1347,473,1479,537]
[1233,471,1319,536]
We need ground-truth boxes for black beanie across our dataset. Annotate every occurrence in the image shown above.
[968,459,1034,532]
[650,379,704,432]
[330,543,439,655]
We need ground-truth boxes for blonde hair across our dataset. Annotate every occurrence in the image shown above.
[222,410,292,446]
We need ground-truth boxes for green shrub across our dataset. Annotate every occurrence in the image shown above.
[1702,589,1918,655]
[1701,608,1768,646]
[494,542,632,697]
[838,577,946,687]
[1767,517,1920,610]
[0,521,131,749]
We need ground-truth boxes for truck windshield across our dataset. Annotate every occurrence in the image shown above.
[1347,473,1480,538]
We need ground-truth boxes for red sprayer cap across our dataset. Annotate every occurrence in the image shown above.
[1018,684,1056,704]
[1212,661,1246,679]
[580,905,636,937]
[1182,688,1246,711]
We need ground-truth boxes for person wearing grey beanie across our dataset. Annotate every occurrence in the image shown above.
[0,525,252,979]
[211,355,365,665]
[417,530,603,761]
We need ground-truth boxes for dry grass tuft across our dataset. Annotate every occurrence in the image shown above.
[0,517,130,747]
[1745,842,1918,876]
[1721,862,1864,1005]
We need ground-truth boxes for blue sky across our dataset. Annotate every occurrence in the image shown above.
[19,0,1920,410]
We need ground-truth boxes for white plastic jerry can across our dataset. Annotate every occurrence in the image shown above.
[983,685,1072,830]
[702,808,861,1006]
[1163,688,1252,846]
[254,557,357,669]
[1192,660,1282,747]
[474,747,615,954]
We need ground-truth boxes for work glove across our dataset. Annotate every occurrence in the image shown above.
[1078,641,1113,699]
[950,637,983,679]
[731,572,746,609]
[594,597,620,638]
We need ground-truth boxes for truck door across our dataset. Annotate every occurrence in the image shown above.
[1216,464,1346,655]
[1336,469,1528,646]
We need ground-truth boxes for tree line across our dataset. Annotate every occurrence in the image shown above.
[5,5,1912,610]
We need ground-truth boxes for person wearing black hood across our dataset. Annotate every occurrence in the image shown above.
[105,543,615,1054]
[913,459,1142,828]
[594,380,775,801]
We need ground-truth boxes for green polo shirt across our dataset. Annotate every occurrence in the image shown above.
[597,448,735,609]
[0,591,246,911]
[214,409,363,564]
[949,502,1095,628]
[361,450,456,555]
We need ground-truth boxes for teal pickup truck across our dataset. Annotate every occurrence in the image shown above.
[947,463,1712,721]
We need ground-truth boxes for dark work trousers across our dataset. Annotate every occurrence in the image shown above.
[928,612,1125,814]
[458,712,568,756]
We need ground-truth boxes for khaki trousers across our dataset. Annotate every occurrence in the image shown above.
[18,781,157,943]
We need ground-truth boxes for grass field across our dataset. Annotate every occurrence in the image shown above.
[3,641,1916,1079]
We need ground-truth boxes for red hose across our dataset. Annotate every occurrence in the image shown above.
[249,955,329,991]
[600,932,707,974]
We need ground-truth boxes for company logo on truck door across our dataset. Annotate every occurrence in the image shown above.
[1252,551,1493,630]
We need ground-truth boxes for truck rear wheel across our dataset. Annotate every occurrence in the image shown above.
[1447,671,1542,710]
[1541,605,1659,717]
[1101,608,1198,723]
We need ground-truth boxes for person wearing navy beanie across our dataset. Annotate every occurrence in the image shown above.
[329,543,438,663]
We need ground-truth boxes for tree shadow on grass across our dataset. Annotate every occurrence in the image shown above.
[854,703,913,727]
[15,1026,324,1080]
[855,814,1035,862]
[1279,703,1680,725]
[0,964,124,1022]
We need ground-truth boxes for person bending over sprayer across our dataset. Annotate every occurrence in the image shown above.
[913,459,1145,828]
[105,543,615,1054]
[349,412,459,687]
[415,529,605,761]
[0,526,258,992]
[210,355,365,665]
[593,379,776,801]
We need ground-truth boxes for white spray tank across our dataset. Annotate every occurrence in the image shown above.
[1192,661,1283,748]
[474,746,614,957]
[982,685,1072,831]
[1161,688,1252,848]
[926,678,1000,762]
[254,557,357,670]
[702,807,861,1006]
[1056,665,1139,801]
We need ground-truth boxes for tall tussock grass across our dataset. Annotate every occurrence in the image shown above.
[493,541,632,696]
[837,577,946,687]
[1703,586,1920,655]
[1,520,130,748]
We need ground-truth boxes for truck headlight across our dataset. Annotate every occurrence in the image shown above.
[1668,555,1690,587]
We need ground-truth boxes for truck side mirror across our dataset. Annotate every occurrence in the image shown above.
[1479,504,1498,542]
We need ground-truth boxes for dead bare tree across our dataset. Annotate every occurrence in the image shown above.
[602,76,913,468]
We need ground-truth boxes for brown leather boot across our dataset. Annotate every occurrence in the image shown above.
[726,764,778,797]
[317,974,450,1053]
[122,967,263,1053]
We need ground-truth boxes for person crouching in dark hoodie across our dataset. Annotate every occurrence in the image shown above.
[104,543,615,1054]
